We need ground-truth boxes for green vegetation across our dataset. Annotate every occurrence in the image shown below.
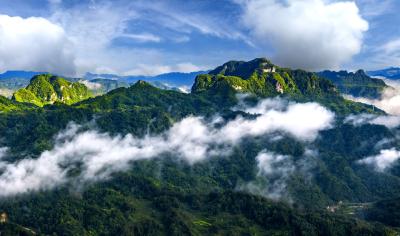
[12,74,92,107]
[364,197,400,227]
[192,58,381,114]
[0,58,399,235]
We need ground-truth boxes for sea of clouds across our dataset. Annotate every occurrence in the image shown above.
[0,98,335,197]
[2,94,400,198]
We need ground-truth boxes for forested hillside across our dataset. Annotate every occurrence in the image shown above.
[0,59,399,235]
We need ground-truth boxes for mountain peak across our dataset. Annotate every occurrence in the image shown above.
[209,57,276,79]
[12,74,92,107]
[192,58,337,100]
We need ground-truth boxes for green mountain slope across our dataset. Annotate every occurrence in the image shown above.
[192,58,380,114]
[12,74,92,106]
[0,95,33,112]
[0,59,399,234]
[318,70,388,99]
[193,58,337,97]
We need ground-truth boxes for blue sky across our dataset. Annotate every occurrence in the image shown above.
[0,0,398,76]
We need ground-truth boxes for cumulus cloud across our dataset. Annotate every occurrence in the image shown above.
[345,113,400,128]
[0,98,334,197]
[358,148,400,171]
[228,98,335,141]
[239,0,368,70]
[345,79,400,115]
[0,14,75,75]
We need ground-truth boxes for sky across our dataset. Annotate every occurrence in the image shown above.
[0,0,398,76]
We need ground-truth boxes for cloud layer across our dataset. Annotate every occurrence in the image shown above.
[0,14,75,75]
[240,0,368,70]
[345,79,400,115]
[345,113,400,128]
[0,98,334,197]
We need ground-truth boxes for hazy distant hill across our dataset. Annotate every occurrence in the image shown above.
[318,70,388,99]
[84,71,207,87]
[367,67,400,79]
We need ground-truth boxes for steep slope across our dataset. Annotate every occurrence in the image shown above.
[318,70,388,99]
[12,74,92,106]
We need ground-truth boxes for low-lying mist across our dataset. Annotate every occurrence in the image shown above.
[0,98,335,197]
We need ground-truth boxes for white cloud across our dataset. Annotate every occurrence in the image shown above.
[345,113,400,128]
[78,80,102,90]
[0,14,75,75]
[358,148,400,171]
[0,88,14,98]
[223,99,335,142]
[345,79,400,115]
[239,0,369,70]
[255,151,294,200]
[121,33,162,43]
[239,148,318,200]
[0,98,334,197]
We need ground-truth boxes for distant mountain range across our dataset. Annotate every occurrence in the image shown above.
[0,70,45,80]
[83,71,207,87]
[0,70,206,97]
[317,70,388,99]
[367,67,400,79]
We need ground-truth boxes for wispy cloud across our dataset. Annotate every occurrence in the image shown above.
[121,33,162,43]
[345,113,400,128]
[238,148,318,201]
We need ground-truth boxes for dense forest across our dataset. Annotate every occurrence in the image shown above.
[0,58,400,235]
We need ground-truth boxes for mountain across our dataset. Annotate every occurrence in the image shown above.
[84,71,206,87]
[0,70,45,80]
[12,74,92,107]
[0,95,33,112]
[0,59,399,234]
[367,67,400,79]
[318,70,388,99]
[0,71,47,97]
[192,58,379,114]
[192,58,338,98]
